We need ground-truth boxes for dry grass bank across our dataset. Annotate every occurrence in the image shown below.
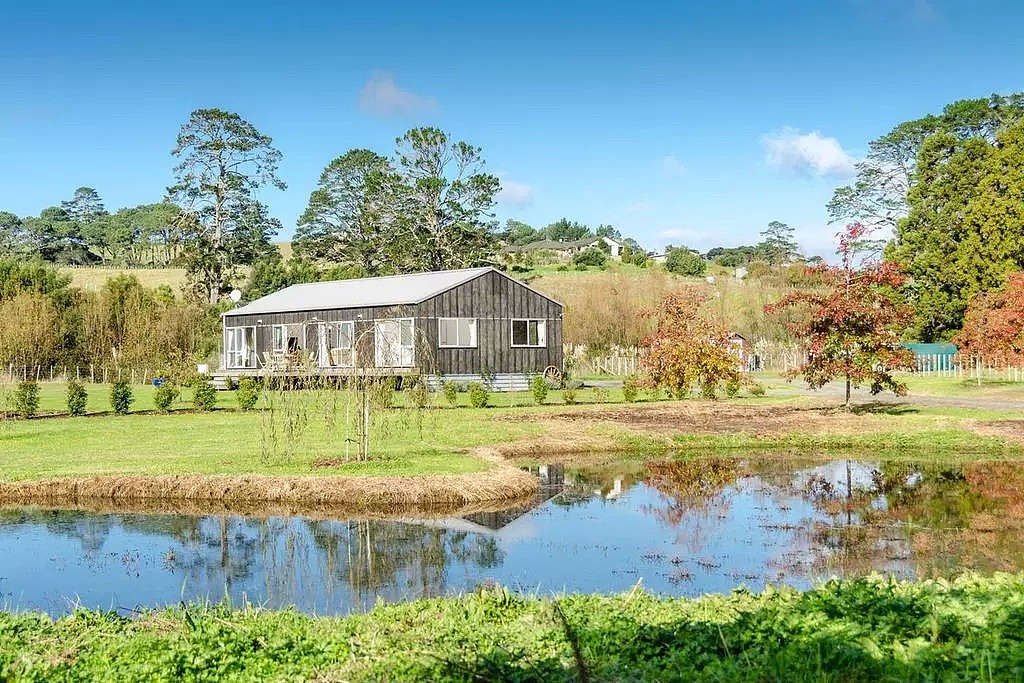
[59,267,190,292]
[0,487,541,521]
[490,400,1024,460]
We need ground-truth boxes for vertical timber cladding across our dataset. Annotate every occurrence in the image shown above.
[417,270,563,376]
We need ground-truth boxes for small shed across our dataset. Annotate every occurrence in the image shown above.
[220,267,563,391]
[903,342,958,372]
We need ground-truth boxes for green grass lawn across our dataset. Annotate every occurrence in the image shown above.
[21,381,235,415]
[2,574,1022,681]
[902,373,1024,399]
[0,407,543,481]
[1,379,1021,483]
[1,379,707,416]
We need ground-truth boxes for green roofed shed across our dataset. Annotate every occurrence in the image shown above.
[902,343,959,371]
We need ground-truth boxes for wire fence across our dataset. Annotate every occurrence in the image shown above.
[3,351,1023,385]
[1,364,165,385]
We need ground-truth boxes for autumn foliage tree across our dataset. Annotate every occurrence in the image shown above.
[766,223,915,407]
[640,287,741,398]
[954,271,1024,365]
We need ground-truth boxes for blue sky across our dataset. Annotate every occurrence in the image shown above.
[2,0,1021,256]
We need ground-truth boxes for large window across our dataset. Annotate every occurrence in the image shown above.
[224,326,256,368]
[438,318,477,348]
[375,318,415,367]
[511,319,546,347]
[319,321,355,367]
[271,325,287,354]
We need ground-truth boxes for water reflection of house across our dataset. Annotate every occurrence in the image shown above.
[405,465,566,537]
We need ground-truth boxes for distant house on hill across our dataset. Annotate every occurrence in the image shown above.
[506,235,624,261]
[219,267,563,391]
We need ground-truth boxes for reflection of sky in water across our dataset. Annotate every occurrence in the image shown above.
[0,459,1011,616]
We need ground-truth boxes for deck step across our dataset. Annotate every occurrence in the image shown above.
[210,375,232,391]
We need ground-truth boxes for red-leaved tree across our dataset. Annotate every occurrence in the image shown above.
[954,272,1024,365]
[640,287,741,398]
[765,223,915,407]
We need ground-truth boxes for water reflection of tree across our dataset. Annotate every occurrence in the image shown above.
[0,509,506,610]
[640,459,743,553]
[304,520,503,603]
[794,461,1010,577]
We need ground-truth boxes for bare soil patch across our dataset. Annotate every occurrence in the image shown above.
[973,420,1024,445]
[493,402,877,458]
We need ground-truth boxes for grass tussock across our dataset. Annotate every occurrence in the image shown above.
[2,573,1023,681]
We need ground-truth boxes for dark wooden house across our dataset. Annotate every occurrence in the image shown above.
[220,267,563,390]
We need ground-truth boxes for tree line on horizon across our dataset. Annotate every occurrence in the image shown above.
[2,90,1024,364]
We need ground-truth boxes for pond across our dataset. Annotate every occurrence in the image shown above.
[1,456,1022,616]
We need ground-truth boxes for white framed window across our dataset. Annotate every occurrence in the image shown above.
[224,326,256,368]
[438,318,477,348]
[271,325,287,354]
[511,319,546,347]
[319,320,355,367]
[375,318,415,367]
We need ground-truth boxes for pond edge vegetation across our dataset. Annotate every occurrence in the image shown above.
[2,573,1023,681]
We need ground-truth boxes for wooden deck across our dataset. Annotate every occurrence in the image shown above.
[218,366,420,378]
[213,366,421,388]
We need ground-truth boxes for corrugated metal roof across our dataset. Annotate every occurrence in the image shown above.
[225,267,535,317]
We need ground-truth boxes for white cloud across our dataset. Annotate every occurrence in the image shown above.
[762,127,856,178]
[662,155,687,176]
[496,178,535,208]
[358,71,437,117]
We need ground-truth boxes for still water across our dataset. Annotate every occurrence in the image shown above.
[1,457,1021,616]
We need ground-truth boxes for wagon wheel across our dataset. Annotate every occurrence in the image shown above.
[543,365,563,386]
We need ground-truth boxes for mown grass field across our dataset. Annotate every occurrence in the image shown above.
[1,376,1022,483]
[58,266,190,291]
[2,574,1022,681]
[0,407,539,480]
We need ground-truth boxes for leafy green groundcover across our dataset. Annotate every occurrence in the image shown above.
[2,574,1023,681]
